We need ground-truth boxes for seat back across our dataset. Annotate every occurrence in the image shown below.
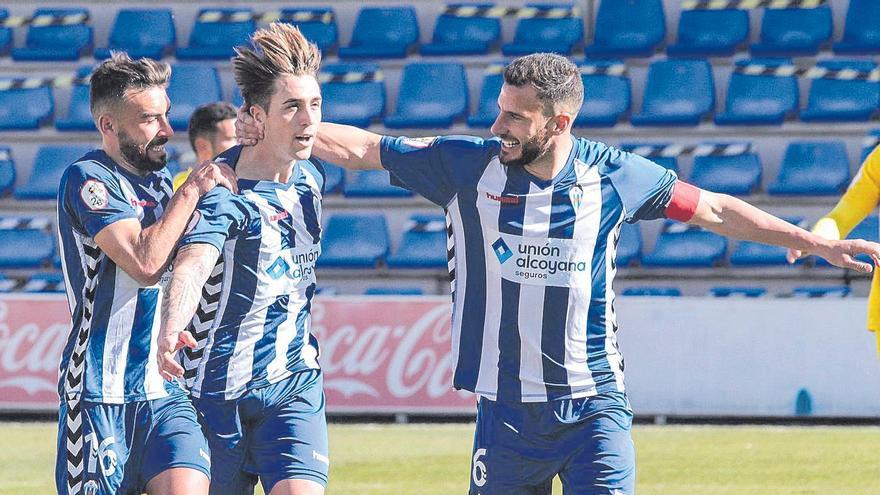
[186,8,255,52]
[757,6,832,52]
[395,63,468,120]
[318,214,390,267]
[577,61,630,126]
[0,85,53,129]
[108,9,175,53]
[432,4,500,47]
[690,145,762,195]
[167,64,222,130]
[25,8,92,50]
[15,145,93,200]
[639,60,714,118]
[281,8,338,52]
[349,8,419,49]
[674,9,749,53]
[804,59,880,119]
[321,63,385,126]
[770,141,850,195]
[722,58,798,119]
[512,3,583,48]
[592,0,664,53]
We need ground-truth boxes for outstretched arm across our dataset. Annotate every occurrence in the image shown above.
[157,243,221,380]
[684,185,880,272]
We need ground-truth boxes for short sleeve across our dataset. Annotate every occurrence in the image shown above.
[379,135,495,207]
[179,187,248,251]
[62,162,138,238]
[603,149,678,223]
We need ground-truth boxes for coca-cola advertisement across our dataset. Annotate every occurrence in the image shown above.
[0,295,476,414]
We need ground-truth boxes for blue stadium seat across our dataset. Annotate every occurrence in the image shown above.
[0,147,15,198]
[56,66,96,131]
[322,162,345,194]
[0,84,53,130]
[321,63,385,127]
[11,8,93,61]
[621,287,681,297]
[641,222,727,267]
[815,215,879,266]
[630,60,714,127]
[834,0,880,54]
[387,215,447,269]
[715,58,799,126]
[709,286,767,298]
[667,8,749,57]
[338,7,419,59]
[800,60,880,122]
[344,170,412,198]
[862,129,880,161]
[467,66,504,128]
[385,63,468,128]
[791,286,850,298]
[364,287,424,295]
[750,6,832,56]
[0,275,15,293]
[94,9,175,60]
[585,0,664,58]
[0,10,12,56]
[421,4,501,56]
[282,8,338,53]
[168,64,222,131]
[619,143,679,174]
[768,141,850,196]
[23,272,65,293]
[730,218,805,266]
[503,3,583,56]
[575,61,631,127]
[0,220,55,268]
[689,145,761,195]
[176,8,255,60]
[15,145,93,200]
[616,222,641,267]
[317,214,389,268]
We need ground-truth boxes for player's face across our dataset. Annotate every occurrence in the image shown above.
[209,118,238,156]
[490,83,554,168]
[262,74,322,161]
[115,86,173,173]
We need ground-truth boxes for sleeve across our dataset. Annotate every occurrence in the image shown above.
[179,188,246,252]
[603,148,678,223]
[817,146,880,239]
[63,162,138,238]
[379,135,493,207]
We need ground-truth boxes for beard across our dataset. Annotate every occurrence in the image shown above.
[118,130,168,173]
[498,130,552,169]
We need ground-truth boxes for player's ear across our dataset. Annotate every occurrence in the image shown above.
[548,113,571,135]
[249,104,267,124]
[97,114,114,134]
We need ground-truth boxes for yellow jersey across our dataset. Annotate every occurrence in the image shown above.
[812,145,880,356]
[172,168,192,192]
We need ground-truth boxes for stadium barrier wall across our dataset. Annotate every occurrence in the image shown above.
[1,295,878,417]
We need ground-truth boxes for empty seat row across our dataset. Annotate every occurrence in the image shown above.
[621,286,852,297]
[4,2,880,62]
[0,272,65,293]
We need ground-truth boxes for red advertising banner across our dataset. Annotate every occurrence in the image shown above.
[0,295,476,414]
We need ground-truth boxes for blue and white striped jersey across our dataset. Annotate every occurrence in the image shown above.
[381,135,677,403]
[180,145,325,401]
[57,150,177,404]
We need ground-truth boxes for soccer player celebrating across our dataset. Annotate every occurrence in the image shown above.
[55,53,237,495]
[172,102,238,191]
[236,52,880,494]
[157,24,328,495]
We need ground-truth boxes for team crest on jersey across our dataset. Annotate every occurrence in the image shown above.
[402,136,437,149]
[80,180,109,210]
[570,184,584,209]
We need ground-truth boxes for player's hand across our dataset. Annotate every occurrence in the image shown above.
[235,104,264,146]
[815,238,880,273]
[785,247,803,264]
[183,160,239,195]
[157,329,197,381]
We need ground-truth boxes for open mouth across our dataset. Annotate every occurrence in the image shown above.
[500,138,520,150]
[295,134,314,145]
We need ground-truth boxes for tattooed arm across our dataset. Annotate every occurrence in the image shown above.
[157,243,221,381]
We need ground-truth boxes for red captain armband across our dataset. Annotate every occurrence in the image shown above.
[665,180,701,222]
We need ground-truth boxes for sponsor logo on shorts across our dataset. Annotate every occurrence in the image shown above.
[312,450,330,466]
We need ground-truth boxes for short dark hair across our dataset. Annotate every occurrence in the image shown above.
[503,53,584,116]
[233,22,321,111]
[187,101,237,150]
[89,51,171,120]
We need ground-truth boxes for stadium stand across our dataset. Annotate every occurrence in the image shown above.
[619,143,679,173]
[714,58,799,126]
[176,8,255,60]
[317,214,389,268]
[55,66,96,132]
[630,59,714,126]
[0,82,54,130]
[834,0,880,54]
[283,7,338,54]
[730,218,806,267]
[0,147,14,198]
[343,170,412,198]
[790,286,851,297]
[750,5,833,56]
[322,162,345,195]
[800,59,880,122]
[384,63,468,128]
[320,63,386,127]
[502,3,584,56]
[621,287,682,297]
[167,64,223,131]
[94,9,176,60]
[586,0,664,58]
[815,216,879,266]
[0,10,12,56]
[21,272,65,293]
[338,7,419,59]
[0,218,55,269]
[364,287,424,295]
[688,144,762,196]
[709,287,768,298]
[575,61,631,127]
[767,141,850,196]
[386,215,448,269]
[667,7,749,57]
[14,145,93,201]
[641,222,727,267]
[467,64,504,128]
[420,3,501,56]
[11,8,93,61]
[615,223,642,267]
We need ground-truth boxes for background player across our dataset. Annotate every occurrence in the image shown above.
[158,24,328,495]
[172,101,238,190]
[55,52,236,495]
[236,52,880,494]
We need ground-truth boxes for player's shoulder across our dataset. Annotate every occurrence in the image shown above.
[60,150,123,202]
[435,135,501,154]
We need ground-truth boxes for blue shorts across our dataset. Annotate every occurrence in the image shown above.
[192,369,329,495]
[55,387,210,495]
[470,392,635,495]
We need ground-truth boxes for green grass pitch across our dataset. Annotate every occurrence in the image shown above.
[2,422,879,494]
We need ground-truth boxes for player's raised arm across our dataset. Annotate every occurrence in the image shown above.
[669,181,880,272]
[157,242,221,380]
